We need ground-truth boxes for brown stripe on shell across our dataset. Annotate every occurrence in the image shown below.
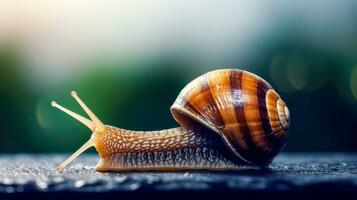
[228,70,265,164]
[277,99,289,130]
[257,80,285,153]
[171,74,211,129]
[207,70,250,150]
[256,79,272,135]
[179,99,202,127]
[266,90,287,139]
[193,73,225,130]
[241,71,273,153]
[170,74,207,127]
[174,72,225,133]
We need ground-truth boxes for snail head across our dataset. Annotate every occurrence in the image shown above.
[51,91,107,172]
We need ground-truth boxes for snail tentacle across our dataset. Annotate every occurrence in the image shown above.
[51,101,94,131]
[56,136,95,172]
[71,91,106,132]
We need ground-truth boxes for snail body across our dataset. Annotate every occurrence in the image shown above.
[52,69,290,172]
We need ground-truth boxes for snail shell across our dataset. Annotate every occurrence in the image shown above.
[171,69,290,166]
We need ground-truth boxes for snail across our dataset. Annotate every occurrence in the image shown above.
[51,69,290,172]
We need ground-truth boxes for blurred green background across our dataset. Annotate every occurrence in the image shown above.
[0,1,356,153]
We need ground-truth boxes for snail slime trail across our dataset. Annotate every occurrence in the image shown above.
[52,69,290,172]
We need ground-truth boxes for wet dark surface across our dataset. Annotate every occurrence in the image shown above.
[0,153,356,199]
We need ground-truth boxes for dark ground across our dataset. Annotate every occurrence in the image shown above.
[0,153,356,199]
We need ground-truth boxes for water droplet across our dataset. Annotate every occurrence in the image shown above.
[128,183,140,190]
[53,176,64,183]
[74,180,85,188]
[114,176,127,183]
[3,178,13,185]
[36,180,48,190]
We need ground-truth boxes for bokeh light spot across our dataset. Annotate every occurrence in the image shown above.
[36,100,52,129]
[269,54,289,92]
[351,67,357,99]
[286,56,309,90]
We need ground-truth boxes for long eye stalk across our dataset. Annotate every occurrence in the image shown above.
[51,101,94,131]
[71,91,105,132]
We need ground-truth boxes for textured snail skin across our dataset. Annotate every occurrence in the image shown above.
[94,126,247,171]
[52,69,290,172]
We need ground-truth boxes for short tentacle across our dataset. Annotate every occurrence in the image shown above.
[56,137,94,172]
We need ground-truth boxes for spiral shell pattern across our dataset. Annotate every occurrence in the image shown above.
[171,69,290,166]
